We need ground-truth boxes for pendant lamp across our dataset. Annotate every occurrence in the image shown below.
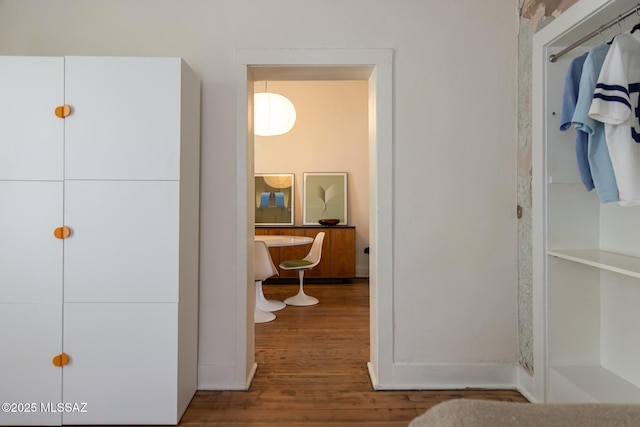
[254,82,297,136]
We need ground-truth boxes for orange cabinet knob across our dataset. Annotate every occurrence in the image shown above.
[54,105,71,118]
[52,353,69,367]
[53,226,71,239]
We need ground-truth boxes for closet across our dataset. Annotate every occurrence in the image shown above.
[533,0,640,404]
[0,56,200,425]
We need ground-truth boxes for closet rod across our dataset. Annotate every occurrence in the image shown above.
[549,3,640,63]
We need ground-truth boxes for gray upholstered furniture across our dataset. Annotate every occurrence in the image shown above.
[408,399,640,427]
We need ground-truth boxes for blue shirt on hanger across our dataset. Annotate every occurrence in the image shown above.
[572,43,619,203]
[560,52,595,192]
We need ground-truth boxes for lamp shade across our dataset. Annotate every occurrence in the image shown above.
[254,92,296,136]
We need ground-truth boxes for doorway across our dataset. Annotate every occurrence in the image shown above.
[235,48,394,389]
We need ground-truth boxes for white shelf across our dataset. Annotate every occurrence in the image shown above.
[548,174,582,184]
[551,366,640,404]
[547,249,640,279]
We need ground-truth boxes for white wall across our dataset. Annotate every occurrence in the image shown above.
[0,0,519,389]
[254,80,370,277]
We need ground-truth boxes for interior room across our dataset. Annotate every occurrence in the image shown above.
[253,78,370,277]
[4,0,640,426]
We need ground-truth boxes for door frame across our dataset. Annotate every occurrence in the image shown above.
[235,48,394,388]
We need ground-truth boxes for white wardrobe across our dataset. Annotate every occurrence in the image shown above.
[532,0,640,404]
[0,56,200,425]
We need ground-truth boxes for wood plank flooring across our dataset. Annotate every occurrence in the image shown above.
[179,281,528,426]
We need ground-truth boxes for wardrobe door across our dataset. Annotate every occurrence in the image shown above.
[0,304,63,426]
[63,56,182,181]
[0,56,65,426]
[0,56,64,181]
[62,303,179,425]
[0,182,64,423]
[0,181,63,303]
[63,180,179,303]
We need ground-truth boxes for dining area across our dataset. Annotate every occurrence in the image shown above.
[253,233,323,323]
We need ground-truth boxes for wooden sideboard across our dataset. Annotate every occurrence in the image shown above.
[255,226,356,279]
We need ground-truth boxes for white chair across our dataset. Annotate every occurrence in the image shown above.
[255,241,286,313]
[279,231,325,306]
[254,240,280,323]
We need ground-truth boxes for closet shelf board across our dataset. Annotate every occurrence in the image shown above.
[551,365,640,404]
[547,249,640,279]
[547,174,582,184]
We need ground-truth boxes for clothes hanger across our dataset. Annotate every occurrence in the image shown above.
[631,6,640,34]
[607,15,623,44]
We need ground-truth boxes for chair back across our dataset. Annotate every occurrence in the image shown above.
[302,232,325,268]
[255,240,278,281]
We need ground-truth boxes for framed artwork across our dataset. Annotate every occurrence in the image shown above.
[255,173,294,225]
[303,172,348,225]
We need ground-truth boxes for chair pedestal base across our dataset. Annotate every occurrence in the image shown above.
[283,270,319,306]
[256,281,286,312]
[284,292,319,306]
[254,307,276,323]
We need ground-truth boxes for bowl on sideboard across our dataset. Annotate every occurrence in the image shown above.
[318,219,340,226]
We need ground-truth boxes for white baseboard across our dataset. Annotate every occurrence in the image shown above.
[367,362,379,388]
[516,365,542,403]
[200,361,523,393]
[197,362,256,390]
[370,362,519,390]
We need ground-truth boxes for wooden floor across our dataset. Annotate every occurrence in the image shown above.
[178,281,528,427]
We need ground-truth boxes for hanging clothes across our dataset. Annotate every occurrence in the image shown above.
[560,52,595,192]
[589,33,640,206]
[572,43,619,203]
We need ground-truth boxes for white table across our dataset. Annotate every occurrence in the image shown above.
[254,235,313,312]
[255,235,313,248]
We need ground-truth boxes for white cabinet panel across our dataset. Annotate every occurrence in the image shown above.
[0,304,63,426]
[64,57,182,181]
[63,180,179,303]
[0,181,63,303]
[62,303,178,425]
[0,56,64,181]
